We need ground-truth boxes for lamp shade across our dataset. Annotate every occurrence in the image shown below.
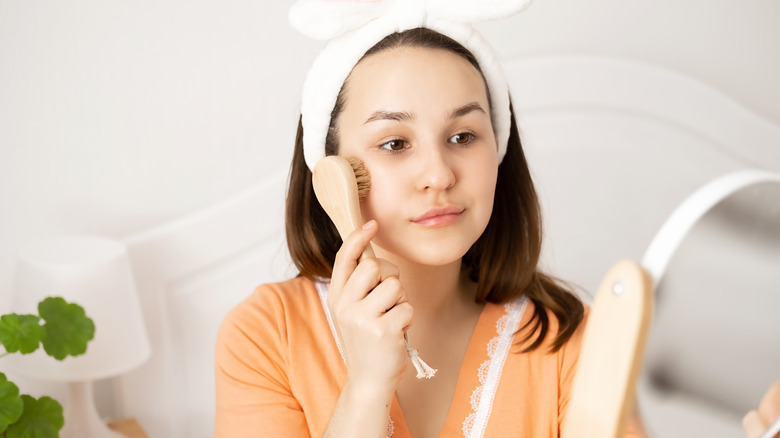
[5,235,151,382]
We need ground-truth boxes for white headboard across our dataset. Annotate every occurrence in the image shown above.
[119,170,293,437]
[114,55,780,437]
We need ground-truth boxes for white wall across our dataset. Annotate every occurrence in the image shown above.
[2,0,779,308]
[479,0,780,125]
[1,0,778,417]
[0,0,314,310]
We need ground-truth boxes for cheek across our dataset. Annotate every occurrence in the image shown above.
[477,172,498,221]
[484,167,499,200]
[360,166,404,223]
[469,149,499,192]
[469,157,499,226]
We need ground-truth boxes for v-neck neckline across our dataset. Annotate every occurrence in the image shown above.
[315,281,529,438]
[386,298,528,438]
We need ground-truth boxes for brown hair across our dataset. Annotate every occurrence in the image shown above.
[285,28,583,353]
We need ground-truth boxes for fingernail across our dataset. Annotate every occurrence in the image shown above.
[362,220,376,230]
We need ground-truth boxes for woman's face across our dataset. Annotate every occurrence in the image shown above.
[337,46,499,267]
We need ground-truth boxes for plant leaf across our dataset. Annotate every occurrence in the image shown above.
[0,314,45,355]
[5,395,63,438]
[0,372,24,433]
[38,297,95,360]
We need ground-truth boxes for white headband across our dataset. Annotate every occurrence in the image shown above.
[289,0,532,171]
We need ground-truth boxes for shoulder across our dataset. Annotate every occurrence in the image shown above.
[548,300,590,339]
[556,302,590,351]
[225,276,321,321]
[216,277,325,352]
[548,302,590,381]
[518,300,590,358]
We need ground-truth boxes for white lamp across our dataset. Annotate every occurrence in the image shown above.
[6,235,151,438]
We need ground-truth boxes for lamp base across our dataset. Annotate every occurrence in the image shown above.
[60,381,124,438]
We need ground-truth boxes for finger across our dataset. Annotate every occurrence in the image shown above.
[743,410,766,438]
[329,257,399,324]
[340,258,400,305]
[759,381,780,427]
[382,301,414,333]
[336,257,381,306]
[360,275,405,316]
[330,220,378,292]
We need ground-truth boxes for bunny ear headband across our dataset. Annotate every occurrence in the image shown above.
[289,0,533,171]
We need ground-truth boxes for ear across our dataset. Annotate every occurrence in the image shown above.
[427,0,533,23]
[289,0,392,40]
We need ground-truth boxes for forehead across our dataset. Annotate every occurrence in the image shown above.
[342,46,489,114]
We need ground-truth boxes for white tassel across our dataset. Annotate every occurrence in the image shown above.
[404,332,437,379]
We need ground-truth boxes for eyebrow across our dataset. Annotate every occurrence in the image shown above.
[362,102,487,125]
[363,110,414,125]
[449,102,487,119]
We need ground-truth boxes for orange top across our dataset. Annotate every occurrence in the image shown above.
[215,277,645,438]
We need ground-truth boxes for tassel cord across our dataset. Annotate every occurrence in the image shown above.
[404,332,437,379]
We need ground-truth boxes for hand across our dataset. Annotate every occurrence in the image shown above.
[328,220,414,394]
[744,380,780,438]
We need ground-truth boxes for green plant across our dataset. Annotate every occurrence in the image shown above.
[0,297,95,438]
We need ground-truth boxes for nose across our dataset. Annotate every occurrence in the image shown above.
[415,144,456,191]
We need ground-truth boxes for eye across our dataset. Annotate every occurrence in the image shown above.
[378,139,407,152]
[448,132,474,145]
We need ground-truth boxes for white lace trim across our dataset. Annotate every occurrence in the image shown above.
[315,280,345,361]
[315,280,395,438]
[462,297,528,438]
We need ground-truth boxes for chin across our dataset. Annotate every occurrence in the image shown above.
[386,243,473,267]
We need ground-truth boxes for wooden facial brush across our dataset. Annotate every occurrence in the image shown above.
[312,155,437,379]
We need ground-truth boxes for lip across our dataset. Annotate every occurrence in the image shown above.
[411,206,465,227]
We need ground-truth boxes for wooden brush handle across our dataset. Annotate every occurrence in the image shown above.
[560,260,654,438]
[312,156,375,261]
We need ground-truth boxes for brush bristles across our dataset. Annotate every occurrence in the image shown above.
[346,157,371,199]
